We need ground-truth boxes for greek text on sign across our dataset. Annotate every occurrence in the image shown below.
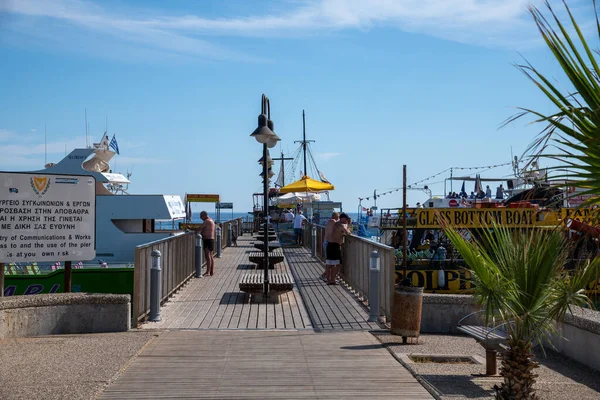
[186,194,220,203]
[0,172,96,262]
[216,202,233,209]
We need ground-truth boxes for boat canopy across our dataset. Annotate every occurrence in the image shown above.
[274,192,321,204]
[279,175,334,194]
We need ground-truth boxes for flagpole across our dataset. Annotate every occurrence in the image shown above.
[44,124,47,166]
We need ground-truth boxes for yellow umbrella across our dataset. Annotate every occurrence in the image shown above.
[279,175,334,194]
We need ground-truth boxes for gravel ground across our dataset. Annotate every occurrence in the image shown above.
[372,332,600,400]
[0,330,158,400]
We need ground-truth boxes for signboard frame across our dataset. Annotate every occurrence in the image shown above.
[0,172,97,263]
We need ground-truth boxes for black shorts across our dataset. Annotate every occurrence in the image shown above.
[326,242,342,265]
[203,239,214,252]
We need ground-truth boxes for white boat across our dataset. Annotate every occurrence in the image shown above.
[28,136,186,262]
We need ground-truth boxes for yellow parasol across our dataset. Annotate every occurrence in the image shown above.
[279,175,334,194]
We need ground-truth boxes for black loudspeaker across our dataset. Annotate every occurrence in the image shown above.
[506,180,514,190]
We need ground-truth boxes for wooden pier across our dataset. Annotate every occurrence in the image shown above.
[140,235,382,331]
[100,235,433,399]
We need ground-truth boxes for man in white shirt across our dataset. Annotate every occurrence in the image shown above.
[284,209,294,222]
[293,210,307,245]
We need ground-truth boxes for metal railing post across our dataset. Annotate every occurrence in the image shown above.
[216,226,222,258]
[311,225,317,257]
[195,234,203,278]
[149,250,162,322]
[368,250,381,322]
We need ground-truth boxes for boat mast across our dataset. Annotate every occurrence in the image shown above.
[272,151,293,187]
[295,110,314,178]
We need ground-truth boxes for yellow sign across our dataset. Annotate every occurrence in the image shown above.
[561,208,600,225]
[414,208,562,228]
[395,266,599,295]
[179,223,203,230]
[382,207,600,229]
[186,194,220,203]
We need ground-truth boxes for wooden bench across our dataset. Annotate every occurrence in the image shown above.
[457,312,509,375]
[249,249,284,269]
[253,242,282,252]
[239,271,294,297]
[255,234,278,241]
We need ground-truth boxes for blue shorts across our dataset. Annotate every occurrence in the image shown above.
[294,228,303,237]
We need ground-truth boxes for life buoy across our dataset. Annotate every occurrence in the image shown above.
[449,199,458,207]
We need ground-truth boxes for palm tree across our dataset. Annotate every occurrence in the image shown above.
[444,225,599,399]
[506,1,600,203]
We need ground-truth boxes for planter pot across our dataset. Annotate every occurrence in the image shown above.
[391,286,424,343]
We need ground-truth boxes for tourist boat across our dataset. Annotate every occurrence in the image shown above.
[3,133,186,296]
[28,133,186,262]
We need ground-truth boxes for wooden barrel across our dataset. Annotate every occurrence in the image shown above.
[391,286,424,340]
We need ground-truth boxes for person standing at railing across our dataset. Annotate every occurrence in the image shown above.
[321,212,340,282]
[293,210,307,245]
[326,213,351,285]
[199,211,216,277]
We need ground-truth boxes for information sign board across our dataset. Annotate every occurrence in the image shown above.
[216,202,233,209]
[164,195,186,218]
[0,173,96,262]
[186,194,220,203]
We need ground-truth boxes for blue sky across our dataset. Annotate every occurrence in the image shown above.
[0,0,595,212]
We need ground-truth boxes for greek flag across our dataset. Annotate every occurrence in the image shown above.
[109,134,120,154]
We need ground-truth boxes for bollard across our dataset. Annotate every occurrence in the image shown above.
[195,234,203,278]
[368,250,381,322]
[216,226,222,258]
[227,225,232,247]
[437,265,445,289]
[149,250,162,322]
[311,226,317,257]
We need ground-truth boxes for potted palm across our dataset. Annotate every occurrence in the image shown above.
[444,224,599,399]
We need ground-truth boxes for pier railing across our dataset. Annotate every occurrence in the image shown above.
[133,232,196,326]
[132,218,242,326]
[303,222,396,321]
[342,235,396,321]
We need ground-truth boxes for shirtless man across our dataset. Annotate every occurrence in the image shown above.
[199,211,216,276]
[321,212,340,282]
[325,213,351,285]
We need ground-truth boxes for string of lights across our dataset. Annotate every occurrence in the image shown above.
[358,162,513,201]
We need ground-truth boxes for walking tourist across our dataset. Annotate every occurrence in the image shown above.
[321,212,340,282]
[326,213,351,285]
[293,210,307,245]
[200,211,216,276]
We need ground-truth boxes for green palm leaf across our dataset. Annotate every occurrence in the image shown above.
[510,1,600,200]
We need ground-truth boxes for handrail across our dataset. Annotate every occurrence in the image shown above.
[132,218,241,326]
[303,222,396,321]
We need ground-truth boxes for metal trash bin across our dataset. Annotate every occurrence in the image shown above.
[391,285,424,343]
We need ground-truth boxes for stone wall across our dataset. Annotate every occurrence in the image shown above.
[0,293,131,339]
[419,293,600,371]
[420,293,478,333]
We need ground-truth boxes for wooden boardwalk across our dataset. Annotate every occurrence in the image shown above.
[141,235,380,331]
[100,329,433,399]
[104,235,432,399]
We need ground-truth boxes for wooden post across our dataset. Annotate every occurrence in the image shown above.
[0,262,4,298]
[402,165,408,278]
[64,261,72,293]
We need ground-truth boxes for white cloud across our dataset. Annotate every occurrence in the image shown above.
[0,129,17,141]
[317,152,342,161]
[1,0,580,62]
